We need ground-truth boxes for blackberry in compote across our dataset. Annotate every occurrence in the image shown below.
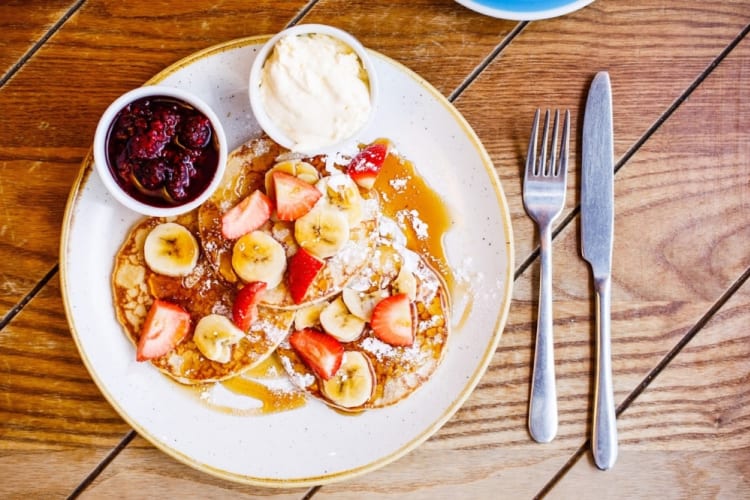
[106,95,219,207]
[134,159,168,191]
[180,114,212,149]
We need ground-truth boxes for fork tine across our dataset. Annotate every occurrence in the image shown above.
[558,109,571,177]
[549,110,560,176]
[525,109,540,179]
[539,110,551,175]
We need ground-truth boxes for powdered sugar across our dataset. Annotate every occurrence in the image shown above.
[389,177,409,191]
[280,355,315,388]
[251,317,289,344]
[378,216,407,247]
[396,209,429,240]
[418,314,442,332]
[323,147,358,175]
[360,336,423,364]
[252,137,272,157]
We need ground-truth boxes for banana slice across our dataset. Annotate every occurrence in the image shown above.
[294,301,326,330]
[193,314,245,364]
[294,205,350,259]
[342,287,389,322]
[316,175,364,227]
[143,222,199,277]
[392,266,418,300]
[231,230,287,288]
[265,160,320,197]
[321,351,375,409]
[320,296,365,342]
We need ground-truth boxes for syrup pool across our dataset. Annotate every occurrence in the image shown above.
[373,151,454,293]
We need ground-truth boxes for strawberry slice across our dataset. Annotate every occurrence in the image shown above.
[289,328,344,380]
[370,293,414,347]
[136,299,191,361]
[273,171,322,221]
[232,281,268,331]
[221,190,273,239]
[287,248,325,304]
[346,141,389,190]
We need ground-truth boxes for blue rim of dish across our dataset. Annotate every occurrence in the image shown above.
[455,0,595,20]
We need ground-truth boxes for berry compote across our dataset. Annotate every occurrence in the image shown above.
[106,96,219,207]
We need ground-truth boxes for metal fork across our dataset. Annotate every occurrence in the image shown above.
[523,108,570,443]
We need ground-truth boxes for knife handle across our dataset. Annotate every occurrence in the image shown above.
[528,224,558,443]
[592,276,618,469]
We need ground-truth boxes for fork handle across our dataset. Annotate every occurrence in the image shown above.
[528,224,558,443]
[592,276,618,469]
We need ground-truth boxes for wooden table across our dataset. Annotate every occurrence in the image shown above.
[2,1,749,497]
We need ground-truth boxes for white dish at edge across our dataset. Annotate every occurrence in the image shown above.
[455,0,595,20]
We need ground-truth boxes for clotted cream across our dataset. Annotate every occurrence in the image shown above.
[259,33,372,152]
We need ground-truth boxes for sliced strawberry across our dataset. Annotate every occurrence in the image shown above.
[289,328,344,380]
[346,141,389,190]
[232,281,268,331]
[287,248,325,304]
[136,299,191,361]
[370,293,414,347]
[221,189,273,239]
[273,171,322,221]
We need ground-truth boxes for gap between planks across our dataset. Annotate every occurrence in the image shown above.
[0,0,86,89]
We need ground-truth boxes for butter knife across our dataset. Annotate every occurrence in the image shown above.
[581,71,618,470]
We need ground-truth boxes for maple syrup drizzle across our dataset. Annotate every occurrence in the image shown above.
[186,355,307,416]
[373,152,455,294]
[221,377,306,414]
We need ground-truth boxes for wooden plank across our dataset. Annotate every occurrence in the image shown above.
[544,30,750,495]
[301,0,519,97]
[0,0,309,317]
[79,435,308,499]
[0,276,133,497]
[548,283,750,498]
[453,0,750,263]
[0,0,78,79]
[314,2,750,496]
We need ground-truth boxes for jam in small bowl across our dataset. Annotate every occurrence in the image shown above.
[93,86,227,216]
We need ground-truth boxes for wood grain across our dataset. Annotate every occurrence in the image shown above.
[453,0,750,264]
[0,0,78,79]
[548,284,750,498]
[79,435,310,499]
[0,277,132,497]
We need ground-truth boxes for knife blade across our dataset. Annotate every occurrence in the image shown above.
[581,71,618,470]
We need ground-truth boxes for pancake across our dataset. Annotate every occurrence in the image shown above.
[111,134,452,412]
[198,135,380,309]
[112,211,294,384]
[275,245,450,411]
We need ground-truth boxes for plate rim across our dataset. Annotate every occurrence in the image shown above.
[59,35,514,487]
[454,0,595,20]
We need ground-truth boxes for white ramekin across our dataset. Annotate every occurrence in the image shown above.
[92,85,227,217]
[248,24,378,155]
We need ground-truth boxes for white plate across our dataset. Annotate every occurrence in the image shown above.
[61,36,514,487]
[455,0,595,20]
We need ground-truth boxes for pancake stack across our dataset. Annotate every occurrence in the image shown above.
[111,135,450,410]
